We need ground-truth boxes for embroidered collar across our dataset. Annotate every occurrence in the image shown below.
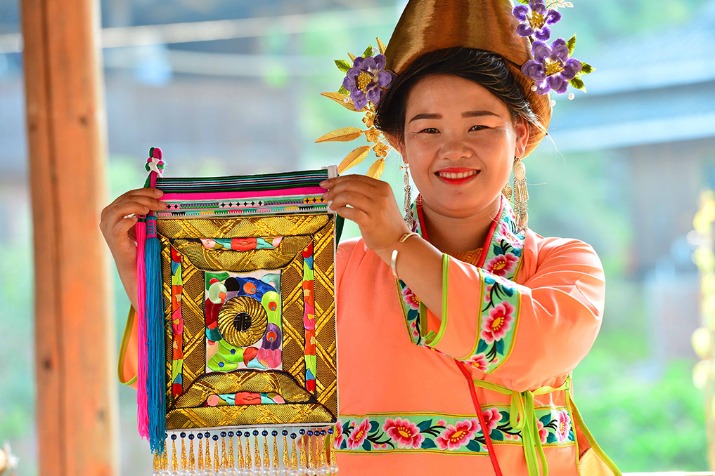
[397,195,526,345]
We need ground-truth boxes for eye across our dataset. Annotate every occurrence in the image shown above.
[418,127,440,134]
[469,125,489,132]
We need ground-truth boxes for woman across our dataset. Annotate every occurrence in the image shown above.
[101,0,618,474]
[318,1,617,474]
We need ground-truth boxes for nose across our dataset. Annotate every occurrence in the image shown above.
[439,137,472,161]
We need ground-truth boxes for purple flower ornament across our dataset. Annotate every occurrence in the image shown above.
[513,0,561,41]
[342,54,393,110]
[522,39,582,94]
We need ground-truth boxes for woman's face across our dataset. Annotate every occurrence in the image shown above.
[394,74,529,220]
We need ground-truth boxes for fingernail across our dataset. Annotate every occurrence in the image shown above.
[154,188,164,196]
[319,180,328,187]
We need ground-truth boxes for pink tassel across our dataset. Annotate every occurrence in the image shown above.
[135,218,149,439]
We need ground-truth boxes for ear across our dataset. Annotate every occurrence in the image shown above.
[513,117,530,158]
[384,132,405,159]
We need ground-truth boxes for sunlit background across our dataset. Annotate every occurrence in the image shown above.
[1,0,715,474]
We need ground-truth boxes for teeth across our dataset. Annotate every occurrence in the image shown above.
[439,170,477,179]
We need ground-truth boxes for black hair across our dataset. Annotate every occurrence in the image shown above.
[374,47,540,144]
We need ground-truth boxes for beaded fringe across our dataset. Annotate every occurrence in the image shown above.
[152,427,338,475]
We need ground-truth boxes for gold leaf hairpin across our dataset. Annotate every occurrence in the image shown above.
[317,39,394,178]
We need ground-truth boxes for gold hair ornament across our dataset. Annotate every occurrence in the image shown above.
[317,39,394,178]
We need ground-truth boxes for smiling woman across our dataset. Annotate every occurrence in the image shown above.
[317,0,617,475]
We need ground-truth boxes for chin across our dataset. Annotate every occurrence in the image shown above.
[423,193,502,218]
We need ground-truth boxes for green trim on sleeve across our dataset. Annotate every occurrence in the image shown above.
[424,253,450,347]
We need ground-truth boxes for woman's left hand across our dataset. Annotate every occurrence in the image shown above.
[320,175,409,252]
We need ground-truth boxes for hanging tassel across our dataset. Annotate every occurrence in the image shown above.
[212,434,220,473]
[220,431,228,471]
[306,430,314,470]
[329,427,338,474]
[237,431,245,471]
[282,431,290,471]
[152,451,161,476]
[180,432,187,472]
[290,433,298,471]
[161,449,169,473]
[272,431,279,474]
[170,434,178,474]
[145,147,167,454]
[262,430,271,471]
[227,431,235,471]
[245,433,253,470]
[135,217,149,440]
[146,212,166,453]
[204,431,212,470]
[197,433,205,472]
[253,431,262,469]
[299,430,308,471]
[318,429,327,473]
[188,433,196,472]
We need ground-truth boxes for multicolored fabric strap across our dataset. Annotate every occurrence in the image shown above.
[155,168,335,218]
[155,169,331,193]
[336,402,574,455]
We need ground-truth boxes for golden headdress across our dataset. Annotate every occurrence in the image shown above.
[318,0,592,175]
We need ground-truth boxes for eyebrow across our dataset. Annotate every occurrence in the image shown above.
[408,110,501,122]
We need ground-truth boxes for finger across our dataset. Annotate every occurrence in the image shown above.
[101,213,137,245]
[106,197,166,220]
[323,178,381,201]
[321,174,382,192]
[328,191,375,215]
[114,213,139,233]
[109,187,164,206]
[105,201,152,221]
[113,193,167,209]
[332,205,370,225]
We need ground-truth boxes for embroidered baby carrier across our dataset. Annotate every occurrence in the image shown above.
[134,148,338,475]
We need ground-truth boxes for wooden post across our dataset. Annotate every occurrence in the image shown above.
[20,0,117,474]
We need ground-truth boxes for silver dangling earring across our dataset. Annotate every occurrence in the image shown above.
[512,156,529,230]
[502,182,513,201]
[401,163,415,229]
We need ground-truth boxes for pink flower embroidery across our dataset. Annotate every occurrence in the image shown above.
[410,320,420,340]
[346,418,370,449]
[481,302,515,343]
[499,222,522,246]
[537,421,548,444]
[481,408,501,432]
[468,354,489,372]
[436,419,480,450]
[383,417,424,449]
[402,286,420,310]
[334,422,344,448]
[484,253,519,277]
[556,411,571,442]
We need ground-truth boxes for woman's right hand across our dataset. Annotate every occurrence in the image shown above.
[99,188,166,309]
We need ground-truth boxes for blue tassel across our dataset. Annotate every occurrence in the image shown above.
[145,213,166,454]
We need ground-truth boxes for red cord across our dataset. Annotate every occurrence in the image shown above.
[456,360,503,476]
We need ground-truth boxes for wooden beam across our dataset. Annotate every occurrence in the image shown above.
[20,0,117,474]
